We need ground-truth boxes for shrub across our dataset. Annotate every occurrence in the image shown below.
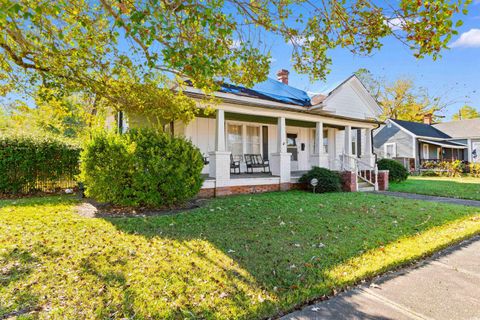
[469,163,480,178]
[299,167,341,193]
[377,159,408,183]
[420,170,439,177]
[79,129,204,207]
[0,135,80,194]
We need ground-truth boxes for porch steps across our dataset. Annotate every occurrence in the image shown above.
[357,179,375,192]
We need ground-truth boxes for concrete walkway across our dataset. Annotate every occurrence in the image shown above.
[281,236,480,320]
[375,191,480,207]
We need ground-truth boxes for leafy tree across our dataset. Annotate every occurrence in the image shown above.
[355,69,454,122]
[0,0,472,126]
[1,90,106,142]
[452,105,479,120]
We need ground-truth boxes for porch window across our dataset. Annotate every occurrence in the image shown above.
[227,124,242,156]
[310,129,328,154]
[246,126,261,154]
[351,130,357,156]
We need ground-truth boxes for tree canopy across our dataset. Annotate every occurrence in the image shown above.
[355,68,455,122]
[452,105,479,120]
[0,0,472,126]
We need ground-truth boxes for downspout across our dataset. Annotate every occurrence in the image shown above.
[371,122,382,164]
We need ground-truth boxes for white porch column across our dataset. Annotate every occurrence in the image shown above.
[209,109,231,180]
[271,117,291,184]
[328,128,337,170]
[311,122,328,168]
[361,128,375,167]
[343,125,354,169]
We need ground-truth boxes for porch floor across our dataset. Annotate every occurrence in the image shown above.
[202,171,307,180]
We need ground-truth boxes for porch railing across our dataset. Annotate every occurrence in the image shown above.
[341,154,378,191]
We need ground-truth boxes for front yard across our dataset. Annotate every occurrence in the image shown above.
[1,192,479,319]
[389,176,480,200]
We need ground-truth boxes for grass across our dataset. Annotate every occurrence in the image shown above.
[389,176,480,200]
[1,192,479,319]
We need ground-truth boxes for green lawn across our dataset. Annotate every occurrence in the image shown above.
[389,176,480,200]
[1,192,479,319]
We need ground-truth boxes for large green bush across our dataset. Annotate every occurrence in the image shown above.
[79,129,204,207]
[299,167,341,193]
[377,158,409,182]
[0,136,80,194]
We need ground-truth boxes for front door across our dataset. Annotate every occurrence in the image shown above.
[287,133,298,171]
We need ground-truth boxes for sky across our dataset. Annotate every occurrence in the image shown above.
[264,2,480,121]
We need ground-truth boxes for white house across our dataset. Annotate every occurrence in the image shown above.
[119,70,387,196]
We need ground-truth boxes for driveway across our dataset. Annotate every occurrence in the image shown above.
[281,236,480,320]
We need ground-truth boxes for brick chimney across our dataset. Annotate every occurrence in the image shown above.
[423,113,433,125]
[276,69,289,85]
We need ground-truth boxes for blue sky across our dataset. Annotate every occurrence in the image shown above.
[265,3,480,121]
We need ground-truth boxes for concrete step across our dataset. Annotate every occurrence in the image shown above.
[358,186,375,192]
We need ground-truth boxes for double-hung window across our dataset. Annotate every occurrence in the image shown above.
[227,124,242,156]
[246,126,261,154]
[227,123,262,157]
[310,129,329,154]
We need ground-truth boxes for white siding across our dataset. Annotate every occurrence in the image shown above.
[322,81,379,120]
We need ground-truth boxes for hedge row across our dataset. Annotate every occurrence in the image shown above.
[0,136,80,194]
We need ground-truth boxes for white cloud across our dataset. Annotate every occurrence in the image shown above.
[385,17,407,31]
[450,29,480,48]
[229,39,242,49]
[288,36,314,46]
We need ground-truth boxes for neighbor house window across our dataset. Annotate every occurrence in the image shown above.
[422,144,429,160]
[384,143,396,158]
[227,124,242,156]
[246,126,260,154]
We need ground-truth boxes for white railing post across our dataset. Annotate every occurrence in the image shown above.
[374,164,379,191]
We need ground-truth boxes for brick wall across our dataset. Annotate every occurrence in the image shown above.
[377,170,389,191]
[197,182,309,198]
[340,171,357,192]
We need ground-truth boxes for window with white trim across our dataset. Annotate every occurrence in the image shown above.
[246,126,261,154]
[227,124,242,156]
[384,143,396,158]
[351,130,357,156]
[310,129,328,154]
[422,144,429,159]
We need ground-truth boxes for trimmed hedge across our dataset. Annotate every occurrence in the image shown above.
[79,129,204,207]
[377,158,409,182]
[299,167,341,193]
[0,136,80,194]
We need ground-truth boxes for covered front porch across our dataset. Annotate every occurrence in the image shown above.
[184,107,379,194]
[418,139,468,167]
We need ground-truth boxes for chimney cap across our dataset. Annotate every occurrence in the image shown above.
[276,69,289,84]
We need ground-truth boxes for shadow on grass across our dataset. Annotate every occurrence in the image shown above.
[100,191,479,318]
[2,192,478,319]
[0,194,77,209]
[0,248,40,318]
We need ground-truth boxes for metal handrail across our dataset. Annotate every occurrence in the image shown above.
[341,154,378,191]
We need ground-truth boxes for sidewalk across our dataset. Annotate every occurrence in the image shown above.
[281,236,480,320]
[375,191,480,207]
